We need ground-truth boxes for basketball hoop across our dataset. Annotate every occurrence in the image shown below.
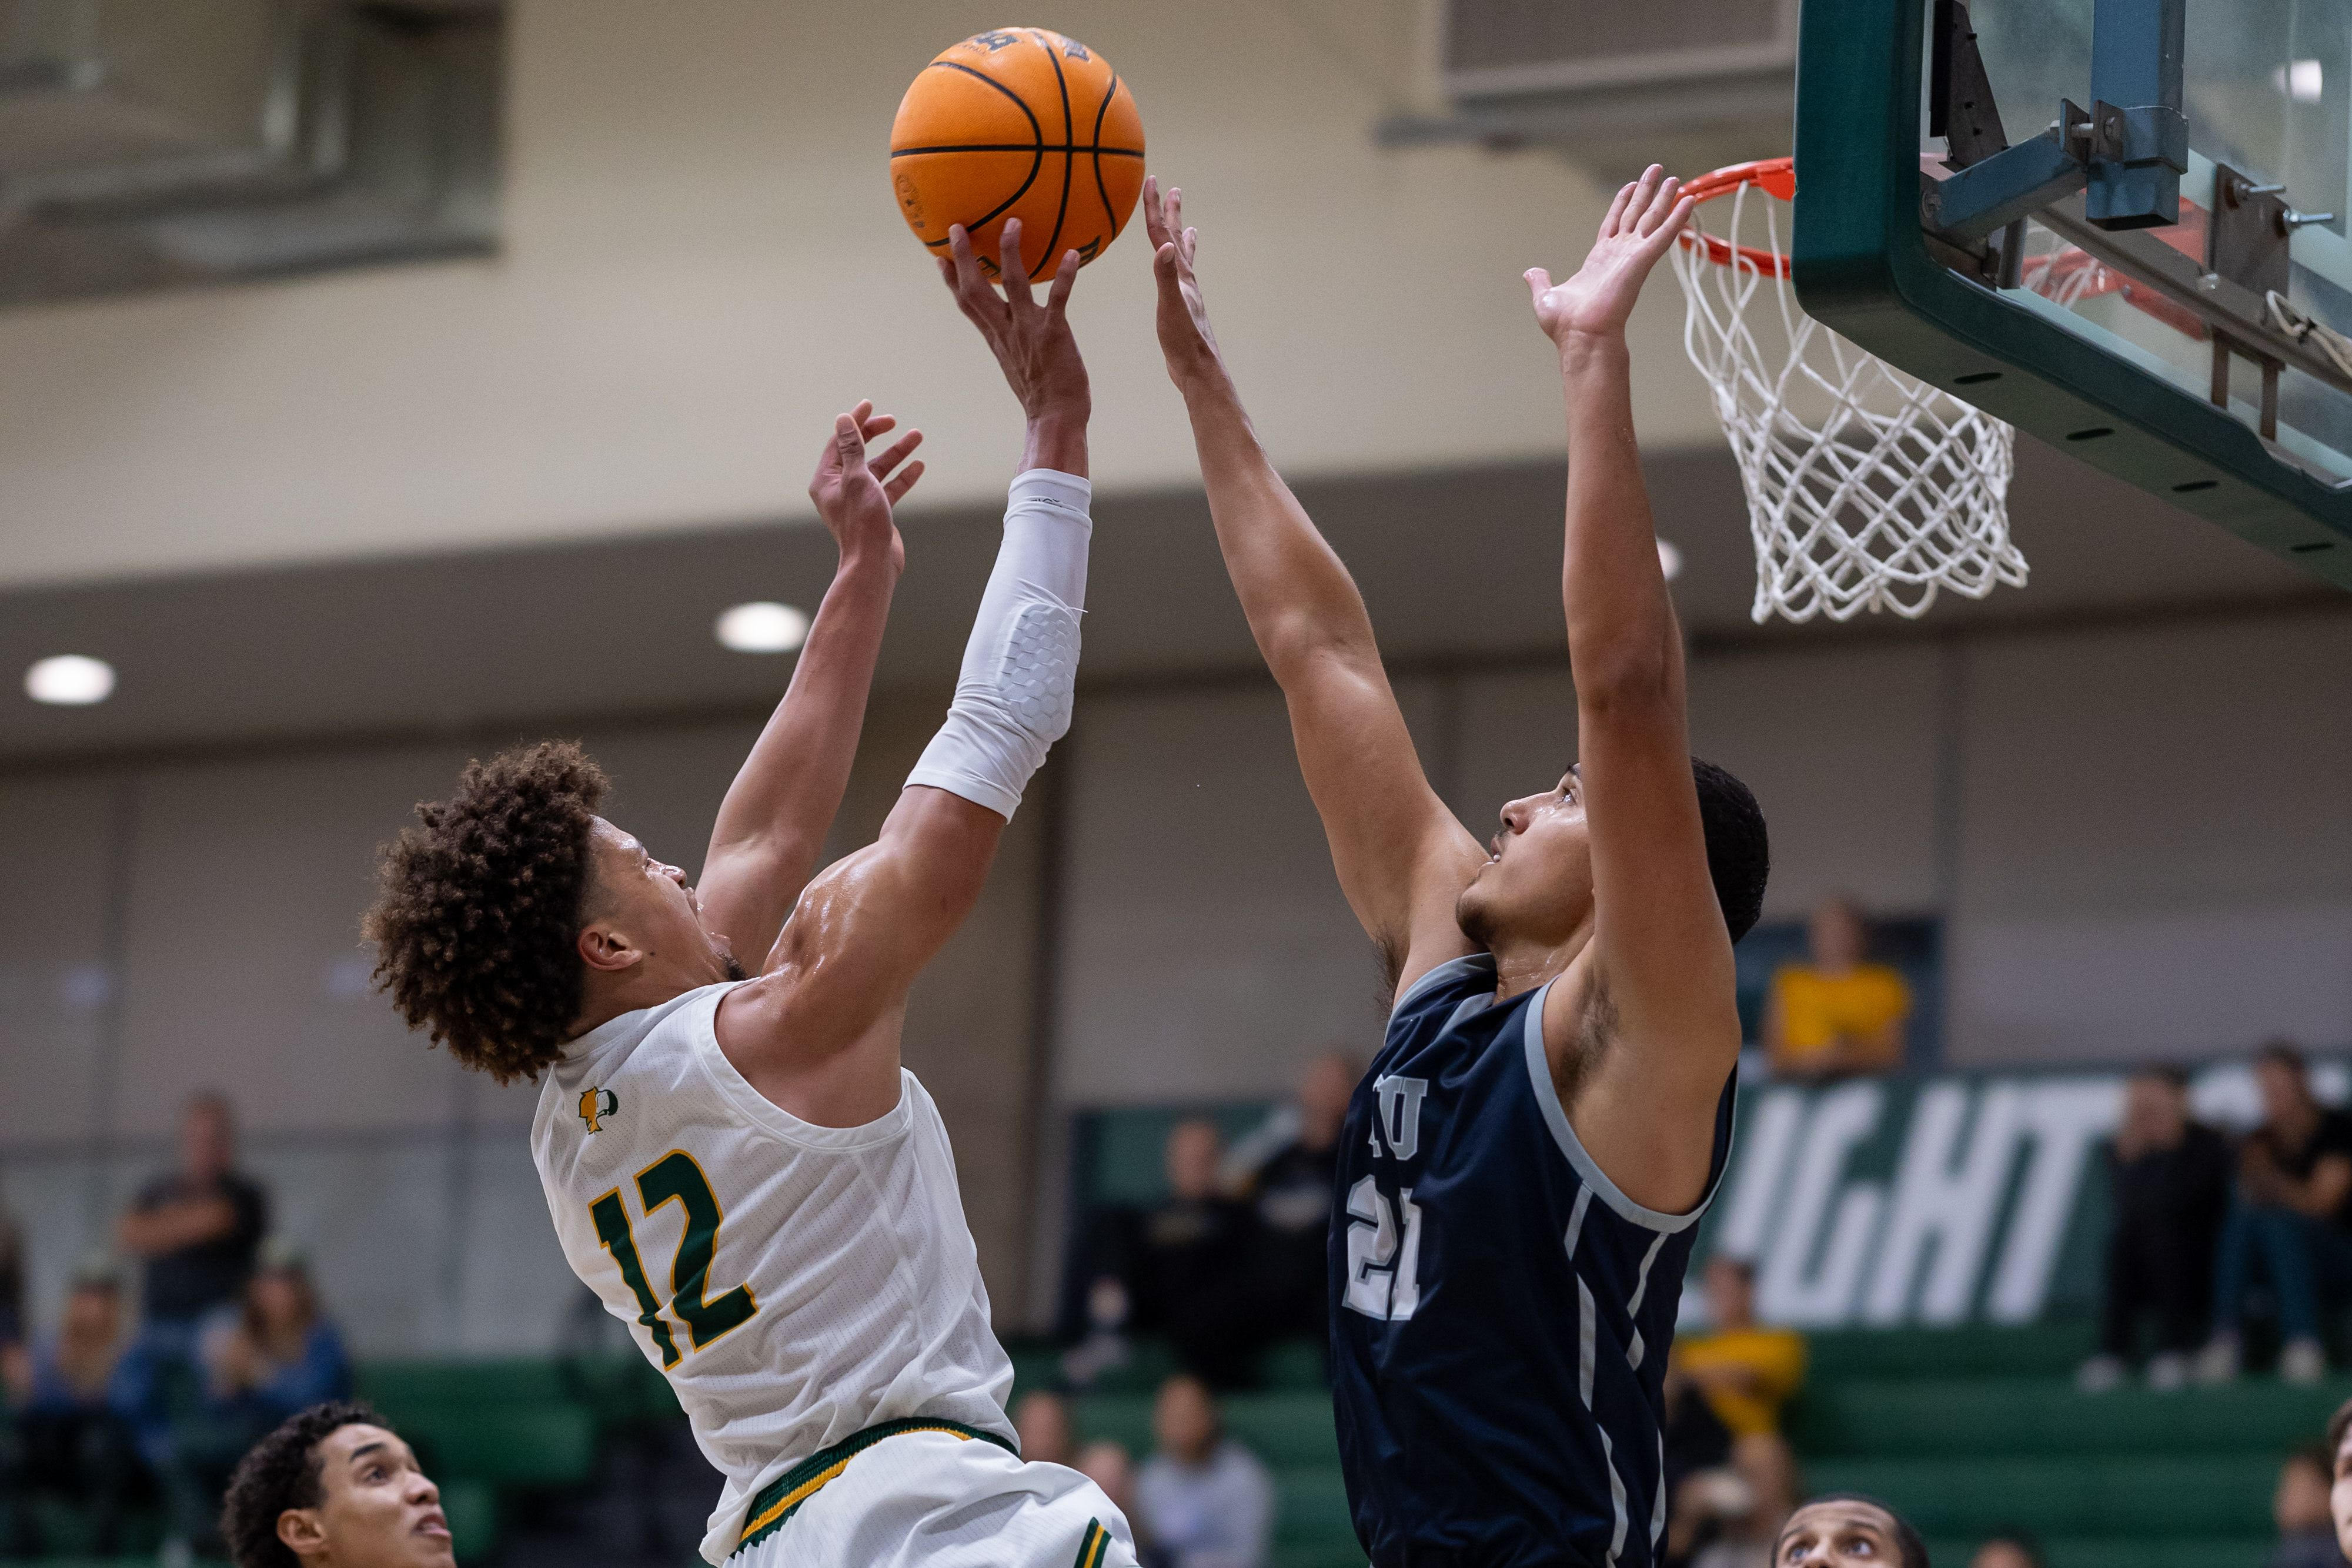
[1671,158,2027,623]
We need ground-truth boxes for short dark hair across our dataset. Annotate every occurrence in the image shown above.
[2260,1039,2309,1074]
[1692,757,1769,944]
[220,1400,384,1568]
[2327,1396,2352,1463]
[363,741,608,1085]
[2135,1063,2191,1092]
[1786,1493,1929,1568]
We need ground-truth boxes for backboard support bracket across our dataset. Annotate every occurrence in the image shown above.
[1794,0,2352,580]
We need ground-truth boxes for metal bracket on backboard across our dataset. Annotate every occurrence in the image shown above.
[1794,0,2352,574]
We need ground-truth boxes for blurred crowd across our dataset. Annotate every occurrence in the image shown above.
[0,1092,350,1557]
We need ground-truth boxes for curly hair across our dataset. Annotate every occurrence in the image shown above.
[220,1400,384,1568]
[363,740,607,1084]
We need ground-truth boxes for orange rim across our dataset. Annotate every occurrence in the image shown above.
[1676,156,1796,279]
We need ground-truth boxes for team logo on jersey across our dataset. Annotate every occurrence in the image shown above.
[578,1087,619,1133]
[1369,1074,1428,1160]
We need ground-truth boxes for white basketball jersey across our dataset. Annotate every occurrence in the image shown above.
[530,981,1015,1564]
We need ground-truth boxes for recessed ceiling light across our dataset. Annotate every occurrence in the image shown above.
[714,601,810,654]
[25,654,115,706]
[1657,539,1683,581]
[2276,59,2324,103]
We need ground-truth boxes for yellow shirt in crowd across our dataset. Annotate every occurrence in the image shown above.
[1767,962,1911,1075]
[1675,1326,1808,1436]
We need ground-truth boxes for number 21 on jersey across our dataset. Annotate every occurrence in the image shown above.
[1345,1073,1429,1323]
[590,1149,760,1368]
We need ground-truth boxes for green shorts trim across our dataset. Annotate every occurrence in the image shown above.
[731,1416,1018,1556]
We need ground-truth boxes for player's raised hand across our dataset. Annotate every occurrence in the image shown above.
[1525,164,1695,347]
[1142,176,1221,391]
[808,399,920,574]
[938,219,1090,426]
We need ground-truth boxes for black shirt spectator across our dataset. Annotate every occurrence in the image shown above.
[1231,1051,1356,1342]
[1134,1119,1267,1388]
[2080,1066,2233,1389]
[118,1092,269,1325]
[2251,1102,2352,1229]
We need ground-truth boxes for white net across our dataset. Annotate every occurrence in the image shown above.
[1671,165,2027,623]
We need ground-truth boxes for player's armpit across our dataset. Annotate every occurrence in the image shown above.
[714,785,1004,1125]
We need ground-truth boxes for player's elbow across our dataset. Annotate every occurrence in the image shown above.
[1570,645,1677,716]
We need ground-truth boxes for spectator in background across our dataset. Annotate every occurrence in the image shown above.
[2272,1445,2350,1568]
[1969,1530,2047,1568]
[2077,1065,2232,1392]
[201,1241,353,1426]
[1675,1258,1807,1439]
[119,1092,271,1343]
[1069,1119,1271,1390]
[1228,1050,1357,1343]
[1679,1433,1799,1568]
[4,1258,152,1552]
[0,1179,25,1392]
[1078,1439,1167,1568]
[1014,1388,1077,1469]
[1763,897,1910,1082]
[1135,1374,1273,1568]
[2202,1043,2352,1386]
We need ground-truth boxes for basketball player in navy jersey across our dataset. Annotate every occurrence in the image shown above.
[1142,166,1768,1567]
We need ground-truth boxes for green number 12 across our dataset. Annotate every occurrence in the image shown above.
[590,1150,760,1369]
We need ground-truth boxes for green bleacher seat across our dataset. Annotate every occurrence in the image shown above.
[356,1357,572,1411]
[439,1476,499,1564]
[1787,1373,2351,1457]
[395,1402,598,1489]
[1271,1468,1354,1544]
[1798,1322,2096,1382]
[1927,1538,2268,1568]
[1808,1454,2275,1539]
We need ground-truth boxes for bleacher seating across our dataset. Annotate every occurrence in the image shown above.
[3,1323,2335,1566]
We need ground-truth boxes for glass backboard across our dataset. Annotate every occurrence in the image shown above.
[1793,0,2352,581]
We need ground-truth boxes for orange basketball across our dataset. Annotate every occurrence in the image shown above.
[890,28,1145,282]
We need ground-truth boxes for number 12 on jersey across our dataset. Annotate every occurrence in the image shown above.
[590,1150,760,1368]
[1343,1174,1424,1322]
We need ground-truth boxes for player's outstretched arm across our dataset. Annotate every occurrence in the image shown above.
[1526,167,1743,1213]
[1143,178,1482,992]
[717,220,1091,1120]
[695,406,924,970]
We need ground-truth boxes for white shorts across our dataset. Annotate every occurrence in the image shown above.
[727,1423,1137,1568]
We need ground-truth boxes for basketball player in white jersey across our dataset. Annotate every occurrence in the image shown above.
[364,219,1132,1568]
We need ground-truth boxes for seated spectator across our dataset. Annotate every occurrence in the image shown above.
[2273,1445,2351,1568]
[5,1258,153,1552]
[1135,1373,1274,1568]
[1675,1257,1807,1437]
[2077,1065,2232,1392]
[1969,1530,2047,1568]
[1068,1119,1271,1390]
[1014,1388,1077,1469]
[1230,1051,1357,1343]
[202,1240,353,1426]
[2201,1043,2352,1385]
[219,1400,454,1568]
[1078,1439,1167,1568]
[1774,1495,1929,1568]
[1763,898,1910,1082]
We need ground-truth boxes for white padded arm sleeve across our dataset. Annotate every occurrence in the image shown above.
[906,467,1092,819]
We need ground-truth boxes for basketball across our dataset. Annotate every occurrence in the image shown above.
[890,28,1144,282]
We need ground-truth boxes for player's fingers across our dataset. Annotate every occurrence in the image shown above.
[1181,226,1197,268]
[998,218,1034,308]
[1524,268,1554,307]
[869,429,923,479]
[1167,186,1184,239]
[1635,174,1682,236]
[1599,179,1636,239]
[947,225,991,305]
[1153,240,1180,292]
[1653,193,1697,247]
[1045,251,1079,314]
[1141,175,1170,248]
[884,459,926,504]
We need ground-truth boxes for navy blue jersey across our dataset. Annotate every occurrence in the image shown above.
[1330,954,1735,1568]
